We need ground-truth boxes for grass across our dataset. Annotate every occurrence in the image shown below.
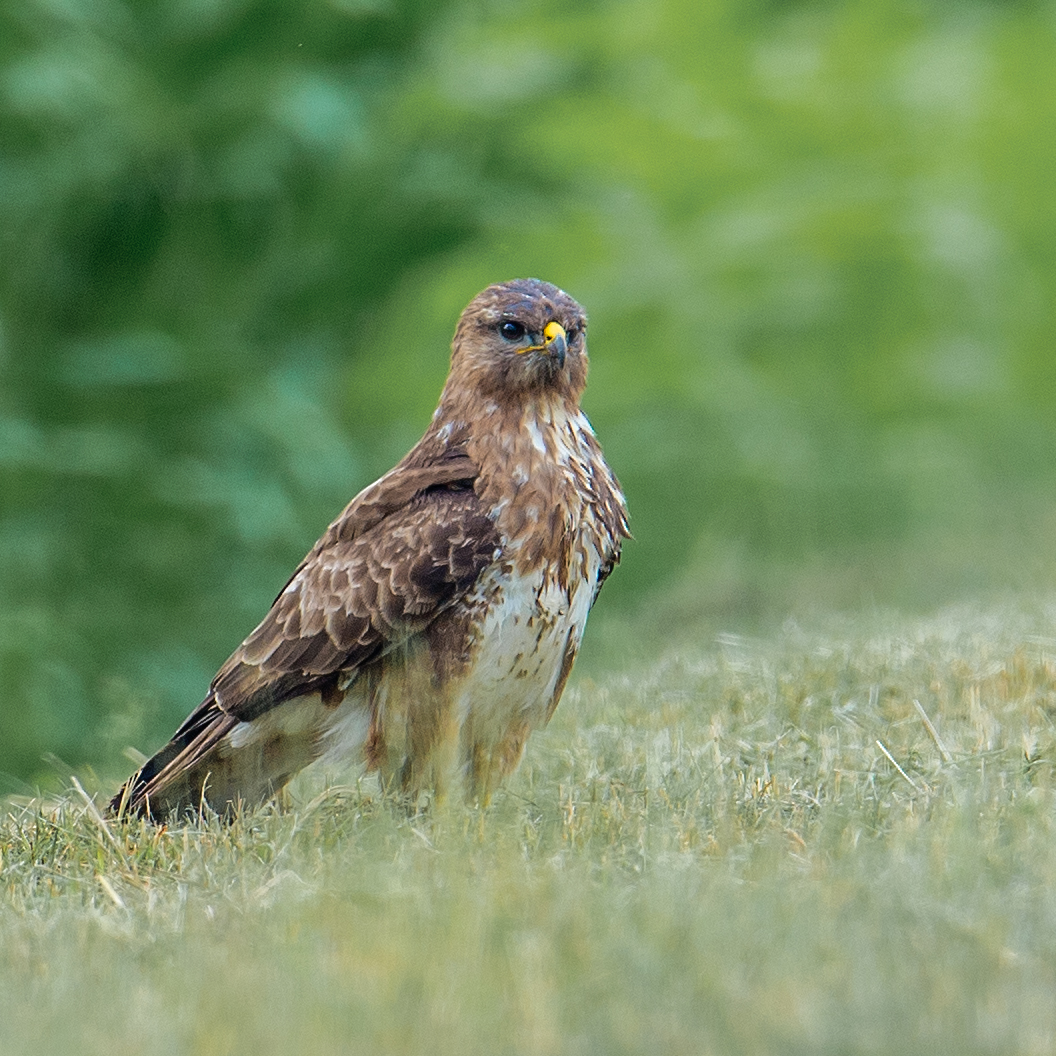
[6,601,1056,1055]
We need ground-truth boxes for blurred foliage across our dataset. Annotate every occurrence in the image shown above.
[3,0,1056,784]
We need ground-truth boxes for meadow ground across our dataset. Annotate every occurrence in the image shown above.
[5,600,1056,1056]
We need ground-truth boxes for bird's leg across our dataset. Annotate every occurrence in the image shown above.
[465,720,531,805]
[399,687,458,804]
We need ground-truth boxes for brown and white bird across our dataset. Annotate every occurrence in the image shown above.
[111,279,629,819]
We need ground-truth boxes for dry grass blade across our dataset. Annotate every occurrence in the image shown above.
[70,775,131,870]
[913,698,953,763]
[96,874,127,911]
[875,739,922,793]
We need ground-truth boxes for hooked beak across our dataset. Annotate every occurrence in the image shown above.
[541,320,567,368]
[516,320,568,369]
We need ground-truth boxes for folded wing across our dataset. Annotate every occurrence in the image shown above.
[111,459,499,818]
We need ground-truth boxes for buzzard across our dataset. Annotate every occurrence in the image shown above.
[111,279,629,819]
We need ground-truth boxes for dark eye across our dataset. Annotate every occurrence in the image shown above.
[567,327,581,344]
[499,320,526,341]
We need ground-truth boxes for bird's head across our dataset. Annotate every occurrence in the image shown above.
[447,279,589,404]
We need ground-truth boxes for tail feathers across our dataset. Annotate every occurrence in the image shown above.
[109,695,310,821]
[109,698,233,819]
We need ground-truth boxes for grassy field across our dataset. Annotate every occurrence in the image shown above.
[5,601,1056,1056]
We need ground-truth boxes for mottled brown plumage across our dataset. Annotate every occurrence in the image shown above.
[111,279,629,819]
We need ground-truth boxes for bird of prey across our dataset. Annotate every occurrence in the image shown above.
[110,279,629,819]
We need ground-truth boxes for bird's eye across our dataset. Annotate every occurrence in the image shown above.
[499,320,527,341]
[566,327,581,344]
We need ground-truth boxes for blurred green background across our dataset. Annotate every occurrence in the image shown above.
[3,0,1056,788]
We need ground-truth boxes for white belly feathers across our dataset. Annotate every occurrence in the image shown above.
[453,556,595,732]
